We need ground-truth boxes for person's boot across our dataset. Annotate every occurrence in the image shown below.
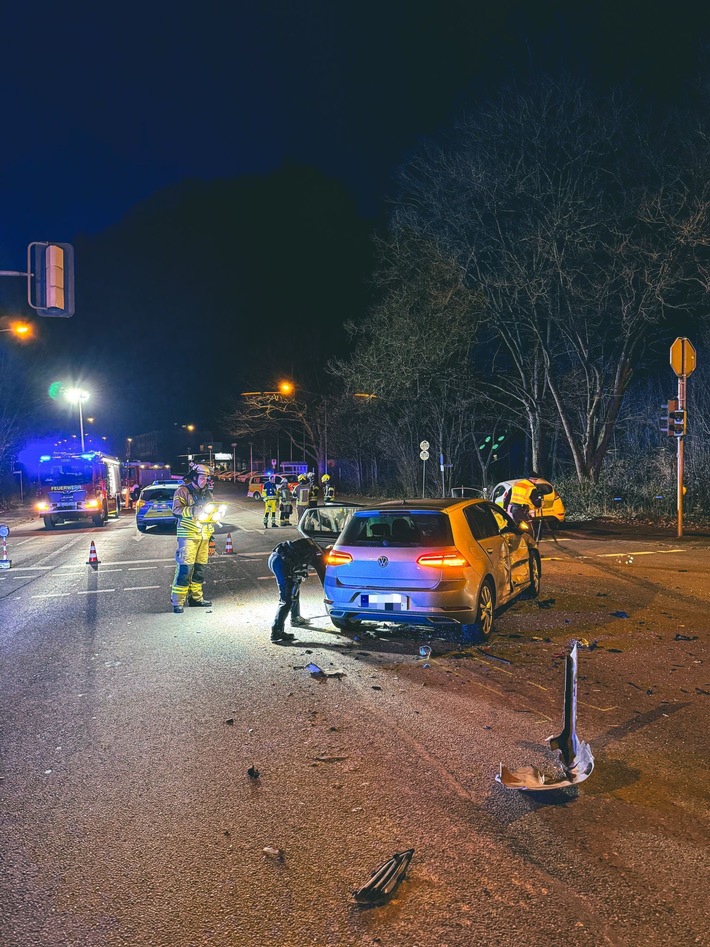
[188,598,212,607]
[263,518,269,528]
[173,604,184,614]
[271,626,295,642]
[271,517,278,527]
[291,616,310,627]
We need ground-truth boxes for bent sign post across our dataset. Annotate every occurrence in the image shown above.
[670,338,697,538]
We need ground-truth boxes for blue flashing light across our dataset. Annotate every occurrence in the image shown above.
[81,452,96,460]
[40,455,52,462]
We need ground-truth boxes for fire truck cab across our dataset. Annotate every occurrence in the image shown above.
[36,451,122,529]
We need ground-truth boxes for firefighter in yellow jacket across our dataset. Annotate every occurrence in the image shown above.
[507,477,543,527]
[171,463,216,613]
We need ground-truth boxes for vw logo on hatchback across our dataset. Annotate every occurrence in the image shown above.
[377,555,389,568]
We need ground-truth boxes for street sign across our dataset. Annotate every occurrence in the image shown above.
[420,450,429,460]
[670,337,696,377]
[420,440,429,451]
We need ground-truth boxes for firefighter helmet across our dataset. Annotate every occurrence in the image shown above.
[321,474,330,482]
[189,463,212,480]
[298,474,307,482]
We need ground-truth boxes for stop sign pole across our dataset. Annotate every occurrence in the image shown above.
[670,337,697,538]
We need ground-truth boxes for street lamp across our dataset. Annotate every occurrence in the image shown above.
[64,387,90,451]
[0,321,33,339]
[127,437,133,462]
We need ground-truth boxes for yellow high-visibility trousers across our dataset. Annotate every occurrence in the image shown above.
[171,535,210,605]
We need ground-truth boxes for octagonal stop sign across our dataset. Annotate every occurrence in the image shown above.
[670,337,697,377]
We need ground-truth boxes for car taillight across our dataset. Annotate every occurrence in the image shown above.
[85,499,100,509]
[36,502,49,511]
[325,550,352,566]
[417,551,469,568]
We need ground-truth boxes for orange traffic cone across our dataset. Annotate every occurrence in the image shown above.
[0,536,11,570]
[224,533,234,554]
[86,540,100,567]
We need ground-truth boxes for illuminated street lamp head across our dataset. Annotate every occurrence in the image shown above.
[64,387,90,405]
[279,380,294,395]
[1,321,33,339]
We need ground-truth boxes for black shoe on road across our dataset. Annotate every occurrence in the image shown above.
[291,617,310,627]
[271,630,296,642]
[188,598,213,607]
[173,605,184,614]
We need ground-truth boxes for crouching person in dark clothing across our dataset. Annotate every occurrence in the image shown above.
[268,538,324,643]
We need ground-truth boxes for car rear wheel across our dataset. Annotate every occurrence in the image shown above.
[252,492,261,501]
[137,523,147,533]
[472,579,495,641]
[43,516,56,530]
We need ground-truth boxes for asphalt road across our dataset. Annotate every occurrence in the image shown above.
[1,490,708,947]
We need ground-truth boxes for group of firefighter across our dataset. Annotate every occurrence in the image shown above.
[169,465,333,642]
[261,471,334,529]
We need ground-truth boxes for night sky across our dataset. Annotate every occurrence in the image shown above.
[3,1,710,445]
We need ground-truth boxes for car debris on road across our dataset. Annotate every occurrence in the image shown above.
[352,848,414,906]
[497,640,595,791]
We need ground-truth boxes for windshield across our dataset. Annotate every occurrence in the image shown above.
[339,511,453,547]
[40,461,95,486]
[142,487,178,501]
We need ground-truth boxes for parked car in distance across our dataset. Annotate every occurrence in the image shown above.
[297,502,363,549]
[246,473,298,500]
[135,482,181,532]
[321,498,541,640]
[491,478,565,525]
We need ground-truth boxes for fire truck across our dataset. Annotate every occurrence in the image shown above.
[36,451,122,528]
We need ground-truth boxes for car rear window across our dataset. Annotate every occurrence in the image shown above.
[339,511,453,547]
[142,488,177,501]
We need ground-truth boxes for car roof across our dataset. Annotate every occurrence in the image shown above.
[494,478,553,489]
[355,498,485,513]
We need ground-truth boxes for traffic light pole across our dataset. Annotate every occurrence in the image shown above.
[677,373,686,539]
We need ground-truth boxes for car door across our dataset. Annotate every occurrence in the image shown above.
[486,503,530,592]
[463,504,512,603]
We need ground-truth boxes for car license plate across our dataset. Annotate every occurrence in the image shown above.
[146,508,169,518]
[360,593,407,610]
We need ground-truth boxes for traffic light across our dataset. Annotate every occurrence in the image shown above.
[660,399,687,437]
[27,242,75,317]
[660,402,672,436]
[670,408,686,436]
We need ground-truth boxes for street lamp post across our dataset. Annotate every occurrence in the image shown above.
[231,442,237,482]
[65,388,89,451]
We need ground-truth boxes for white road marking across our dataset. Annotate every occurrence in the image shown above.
[124,585,161,591]
[596,548,683,557]
[31,593,71,599]
[128,566,157,571]
[76,589,116,595]
[5,566,53,572]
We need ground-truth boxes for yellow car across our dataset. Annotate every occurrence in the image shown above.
[491,478,565,526]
